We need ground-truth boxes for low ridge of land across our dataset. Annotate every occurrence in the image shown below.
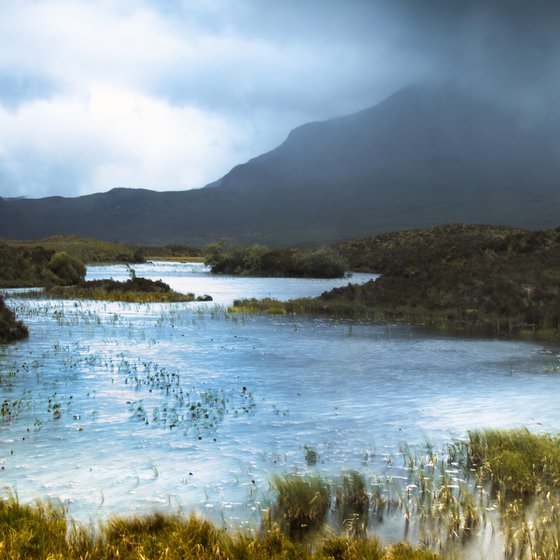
[233,224,560,339]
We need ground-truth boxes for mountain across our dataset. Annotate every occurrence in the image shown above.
[1,83,559,246]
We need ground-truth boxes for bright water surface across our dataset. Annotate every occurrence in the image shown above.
[1,261,560,532]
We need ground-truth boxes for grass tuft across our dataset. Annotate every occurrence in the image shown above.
[467,428,560,495]
[335,471,370,537]
[270,474,331,540]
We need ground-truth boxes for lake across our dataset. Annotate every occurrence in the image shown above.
[1,261,559,534]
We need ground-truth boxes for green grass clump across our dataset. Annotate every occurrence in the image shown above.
[270,475,331,540]
[335,471,370,536]
[467,428,560,495]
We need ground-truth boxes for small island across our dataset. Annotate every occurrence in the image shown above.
[31,277,211,304]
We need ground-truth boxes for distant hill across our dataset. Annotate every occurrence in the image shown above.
[1,83,559,246]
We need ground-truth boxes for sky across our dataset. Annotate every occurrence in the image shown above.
[0,0,558,199]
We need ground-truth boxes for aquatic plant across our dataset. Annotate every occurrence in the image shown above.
[335,471,370,536]
[305,445,318,466]
[467,428,560,496]
[269,474,331,540]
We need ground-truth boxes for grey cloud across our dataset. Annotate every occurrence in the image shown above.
[0,71,60,110]
[149,1,430,120]
[150,0,560,121]
[0,151,90,199]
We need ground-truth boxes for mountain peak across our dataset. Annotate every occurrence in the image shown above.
[1,83,559,245]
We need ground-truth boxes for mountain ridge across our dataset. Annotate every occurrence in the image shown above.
[1,83,558,246]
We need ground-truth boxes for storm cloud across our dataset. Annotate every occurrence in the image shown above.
[0,0,558,198]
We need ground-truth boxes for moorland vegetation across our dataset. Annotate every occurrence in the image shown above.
[234,224,560,339]
[205,242,347,278]
[143,242,203,261]
[0,246,86,288]
[0,295,28,343]
[0,247,87,342]
[1,235,145,266]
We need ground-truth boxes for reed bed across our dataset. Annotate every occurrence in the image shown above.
[0,495,440,560]
[2,430,560,558]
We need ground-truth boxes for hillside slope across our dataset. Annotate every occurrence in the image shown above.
[1,84,559,245]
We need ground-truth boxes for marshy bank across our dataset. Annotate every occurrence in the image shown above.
[0,496,439,559]
[2,429,560,559]
[328,225,560,341]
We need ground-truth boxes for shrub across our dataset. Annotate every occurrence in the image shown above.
[47,252,86,286]
[0,296,28,343]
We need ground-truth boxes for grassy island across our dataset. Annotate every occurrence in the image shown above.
[233,224,560,340]
[33,277,208,303]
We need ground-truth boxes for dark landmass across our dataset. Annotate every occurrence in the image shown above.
[1,84,559,246]
[205,243,347,278]
[0,244,88,342]
[232,224,560,340]
[28,277,207,303]
[0,296,28,343]
[0,245,86,288]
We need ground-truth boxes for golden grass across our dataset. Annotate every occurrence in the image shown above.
[0,496,442,560]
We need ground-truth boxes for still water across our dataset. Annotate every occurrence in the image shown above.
[1,262,559,529]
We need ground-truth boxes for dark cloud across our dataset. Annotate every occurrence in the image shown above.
[0,0,559,198]
[386,0,560,111]
[152,0,560,118]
